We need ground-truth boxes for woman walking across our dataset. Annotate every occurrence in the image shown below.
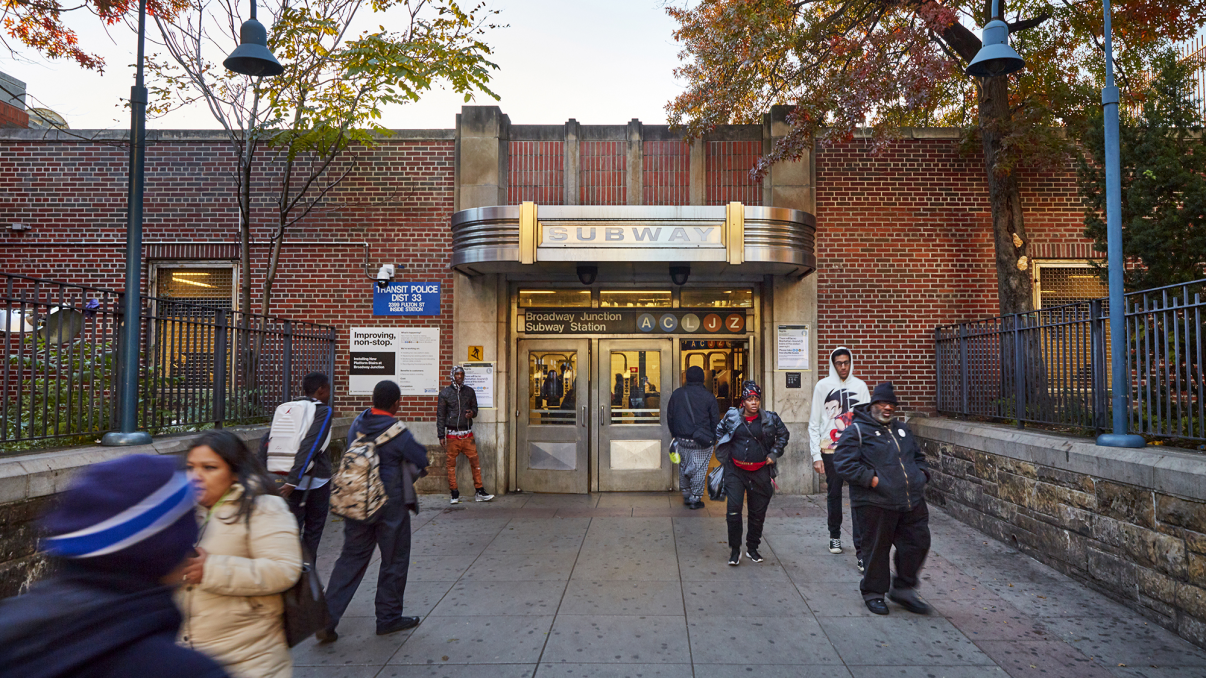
[179,430,302,678]
[715,381,790,566]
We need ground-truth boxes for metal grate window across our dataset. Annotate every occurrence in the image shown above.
[580,141,627,205]
[1036,264,1107,309]
[706,141,762,206]
[509,141,565,204]
[642,141,690,205]
[156,268,234,317]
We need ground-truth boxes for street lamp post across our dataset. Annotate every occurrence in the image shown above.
[102,0,281,446]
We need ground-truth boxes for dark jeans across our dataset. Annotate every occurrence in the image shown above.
[822,454,863,556]
[724,464,774,551]
[287,481,330,562]
[324,503,413,632]
[858,501,931,600]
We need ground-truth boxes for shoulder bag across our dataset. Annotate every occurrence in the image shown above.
[281,447,332,647]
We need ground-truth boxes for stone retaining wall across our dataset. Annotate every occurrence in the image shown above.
[914,417,1206,647]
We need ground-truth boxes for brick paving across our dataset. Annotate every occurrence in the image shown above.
[294,493,1206,678]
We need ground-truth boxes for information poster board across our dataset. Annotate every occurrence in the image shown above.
[776,324,811,371]
[349,327,440,396]
[461,362,495,409]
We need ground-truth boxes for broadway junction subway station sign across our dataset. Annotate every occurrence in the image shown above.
[523,309,747,334]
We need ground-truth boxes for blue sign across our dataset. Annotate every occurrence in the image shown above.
[373,282,441,316]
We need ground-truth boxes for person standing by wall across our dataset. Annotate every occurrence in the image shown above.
[437,366,494,505]
[668,365,720,509]
[715,381,790,566]
[833,382,932,616]
[808,347,870,563]
[321,380,430,642]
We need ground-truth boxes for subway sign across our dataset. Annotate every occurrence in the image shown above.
[522,309,747,334]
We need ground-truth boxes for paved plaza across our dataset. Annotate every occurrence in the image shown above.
[296,492,1206,678]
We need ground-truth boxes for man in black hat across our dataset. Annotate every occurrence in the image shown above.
[833,382,932,616]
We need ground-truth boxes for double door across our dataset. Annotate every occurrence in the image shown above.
[517,338,673,492]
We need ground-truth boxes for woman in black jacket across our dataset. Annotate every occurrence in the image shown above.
[714,381,790,566]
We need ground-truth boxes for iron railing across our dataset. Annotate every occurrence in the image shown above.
[936,279,1206,444]
[2,273,336,450]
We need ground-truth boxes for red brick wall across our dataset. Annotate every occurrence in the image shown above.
[813,136,1090,411]
[0,133,456,419]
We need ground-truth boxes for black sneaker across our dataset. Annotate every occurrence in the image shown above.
[728,548,741,566]
[688,500,705,510]
[376,616,421,635]
[888,588,932,615]
[829,538,843,554]
[865,598,889,615]
[450,490,461,505]
[746,549,765,563]
[315,627,338,644]
[857,558,865,574]
[474,488,494,502]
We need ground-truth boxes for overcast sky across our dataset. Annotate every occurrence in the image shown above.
[1,0,685,131]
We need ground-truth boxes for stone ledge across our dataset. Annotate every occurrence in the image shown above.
[913,417,1206,502]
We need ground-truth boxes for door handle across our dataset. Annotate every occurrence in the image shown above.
[581,405,586,427]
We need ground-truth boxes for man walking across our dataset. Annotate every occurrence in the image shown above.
[263,371,334,560]
[808,347,870,561]
[833,382,932,616]
[320,380,430,641]
[437,365,493,504]
[668,365,719,509]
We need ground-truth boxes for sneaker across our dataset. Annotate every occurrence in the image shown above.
[376,616,421,635]
[450,491,461,505]
[475,488,494,502]
[746,549,765,563]
[829,538,843,554]
[728,548,741,566]
[888,588,932,615]
[865,598,889,615]
[857,558,865,574]
[315,627,338,644]
[688,500,705,510]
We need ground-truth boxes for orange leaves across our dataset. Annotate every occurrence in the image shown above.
[2,0,186,71]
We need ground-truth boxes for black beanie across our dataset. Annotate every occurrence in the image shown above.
[685,366,705,383]
[870,382,898,406]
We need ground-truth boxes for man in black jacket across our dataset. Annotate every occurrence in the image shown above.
[833,382,932,616]
[437,365,493,504]
[321,380,430,642]
[668,365,719,509]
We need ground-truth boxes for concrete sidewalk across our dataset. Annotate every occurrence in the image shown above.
[295,493,1206,678]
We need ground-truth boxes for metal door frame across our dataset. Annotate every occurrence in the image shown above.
[516,338,590,493]
[595,338,674,492]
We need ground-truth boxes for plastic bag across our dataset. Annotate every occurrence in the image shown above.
[707,465,725,501]
[668,439,681,465]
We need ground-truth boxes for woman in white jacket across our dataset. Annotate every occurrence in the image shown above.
[179,430,302,678]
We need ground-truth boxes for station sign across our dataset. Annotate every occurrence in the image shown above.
[373,282,441,316]
[522,308,747,334]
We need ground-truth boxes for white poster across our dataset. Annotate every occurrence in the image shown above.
[776,324,811,371]
[397,328,441,396]
[461,362,495,409]
[348,327,440,396]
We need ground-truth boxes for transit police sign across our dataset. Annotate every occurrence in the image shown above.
[373,282,441,316]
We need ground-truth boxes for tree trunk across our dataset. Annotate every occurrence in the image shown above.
[978,74,1035,316]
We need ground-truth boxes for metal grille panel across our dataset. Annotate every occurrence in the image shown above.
[1039,266,1107,309]
[509,141,565,204]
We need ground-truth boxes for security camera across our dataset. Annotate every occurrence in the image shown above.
[376,264,396,289]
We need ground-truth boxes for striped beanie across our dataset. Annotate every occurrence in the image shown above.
[741,381,762,401]
[40,454,198,580]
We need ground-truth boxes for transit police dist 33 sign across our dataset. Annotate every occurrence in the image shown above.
[373,282,441,316]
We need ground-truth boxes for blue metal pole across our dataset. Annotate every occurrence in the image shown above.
[1096,0,1145,448]
[102,0,153,446]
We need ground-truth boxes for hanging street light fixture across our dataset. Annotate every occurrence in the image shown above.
[965,0,1025,78]
[224,0,284,77]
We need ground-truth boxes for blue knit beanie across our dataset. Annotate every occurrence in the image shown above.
[40,454,198,580]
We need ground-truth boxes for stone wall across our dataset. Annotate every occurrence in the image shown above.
[914,417,1206,647]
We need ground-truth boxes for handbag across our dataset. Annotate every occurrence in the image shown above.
[282,447,332,647]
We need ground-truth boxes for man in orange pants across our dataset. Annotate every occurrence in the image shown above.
[437,366,494,504]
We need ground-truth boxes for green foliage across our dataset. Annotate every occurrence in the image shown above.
[1077,50,1206,290]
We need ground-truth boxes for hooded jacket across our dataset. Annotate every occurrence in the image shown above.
[807,347,871,462]
[832,404,930,511]
[436,382,479,438]
[667,378,720,444]
[714,407,790,465]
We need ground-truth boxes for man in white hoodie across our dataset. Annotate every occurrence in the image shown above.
[808,347,871,563]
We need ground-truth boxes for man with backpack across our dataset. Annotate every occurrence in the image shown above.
[262,371,334,560]
[668,366,720,509]
[319,380,430,642]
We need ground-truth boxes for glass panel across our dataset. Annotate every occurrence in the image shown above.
[599,290,672,308]
[680,339,749,413]
[680,288,753,308]
[608,349,661,424]
[518,289,592,308]
[529,351,577,425]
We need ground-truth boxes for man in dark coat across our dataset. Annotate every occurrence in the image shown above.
[437,365,493,504]
[667,365,720,509]
[833,382,932,616]
[321,379,430,641]
[0,455,228,678]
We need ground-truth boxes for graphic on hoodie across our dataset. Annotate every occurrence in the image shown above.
[808,347,871,462]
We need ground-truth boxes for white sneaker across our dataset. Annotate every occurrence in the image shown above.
[475,490,494,502]
[450,495,461,505]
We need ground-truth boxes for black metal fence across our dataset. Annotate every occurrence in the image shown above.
[2,273,336,451]
[936,279,1206,445]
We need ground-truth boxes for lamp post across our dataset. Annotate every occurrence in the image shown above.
[102,0,281,446]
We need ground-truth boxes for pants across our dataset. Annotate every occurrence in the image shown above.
[677,440,713,502]
[723,464,774,550]
[287,481,330,562]
[822,454,863,556]
[858,501,931,600]
[445,435,483,492]
[324,503,413,632]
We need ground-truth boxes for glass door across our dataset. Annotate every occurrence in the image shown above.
[597,339,673,491]
[517,339,590,493]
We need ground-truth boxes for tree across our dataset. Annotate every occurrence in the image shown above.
[2,0,187,71]
[665,0,1206,314]
[1078,49,1206,290]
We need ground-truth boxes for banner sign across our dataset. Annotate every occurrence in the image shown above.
[461,362,495,409]
[373,282,441,316]
[349,327,441,396]
[522,309,747,335]
[776,324,811,371]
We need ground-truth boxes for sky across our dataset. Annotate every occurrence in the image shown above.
[0,0,686,131]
